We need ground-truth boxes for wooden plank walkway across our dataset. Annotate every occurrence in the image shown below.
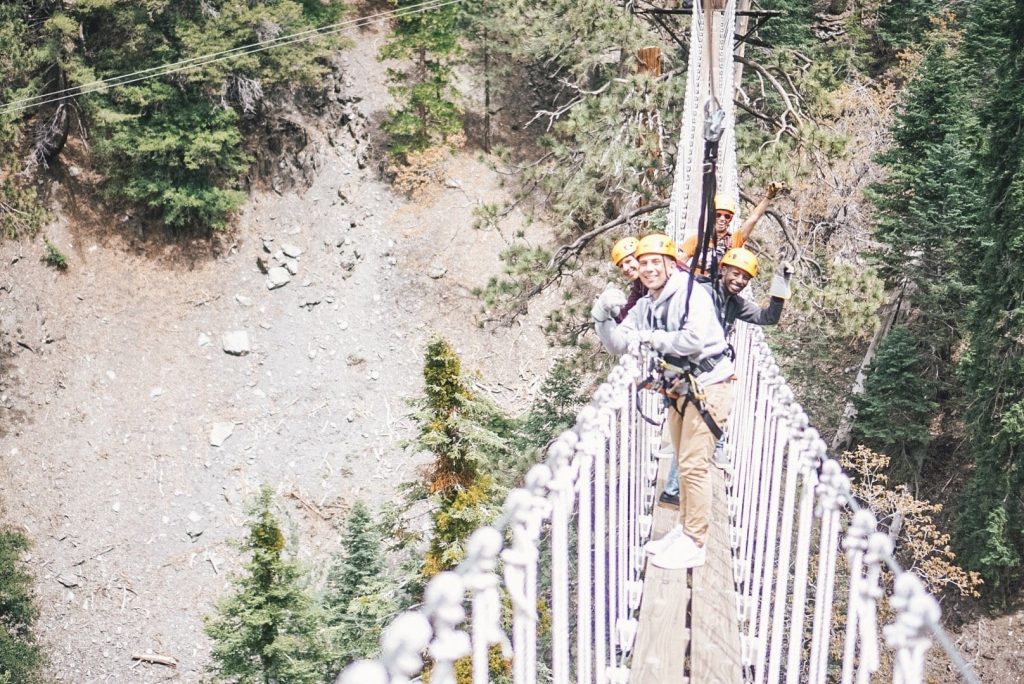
[629,460,742,684]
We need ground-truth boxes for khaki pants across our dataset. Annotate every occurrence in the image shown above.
[666,380,735,546]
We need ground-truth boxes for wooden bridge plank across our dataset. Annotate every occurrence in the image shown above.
[632,457,742,684]
[630,456,691,684]
[690,468,743,684]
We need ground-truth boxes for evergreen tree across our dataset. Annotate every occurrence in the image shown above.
[852,326,938,478]
[876,0,944,59]
[205,487,328,683]
[0,530,43,684]
[380,0,463,156]
[323,501,397,670]
[415,337,510,577]
[953,0,1024,595]
[519,357,586,449]
[0,1,344,232]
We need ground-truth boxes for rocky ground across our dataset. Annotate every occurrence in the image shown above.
[0,19,557,683]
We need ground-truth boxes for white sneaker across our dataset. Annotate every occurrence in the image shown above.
[643,524,684,555]
[650,534,706,570]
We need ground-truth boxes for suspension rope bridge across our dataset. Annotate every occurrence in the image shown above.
[340,2,980,682]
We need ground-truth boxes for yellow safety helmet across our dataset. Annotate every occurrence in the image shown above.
[720,247,759,278]
[635,233,677,260]
[610,236,640,265]
[715,194,737,216]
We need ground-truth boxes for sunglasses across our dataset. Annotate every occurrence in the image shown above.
[716,210,734,219]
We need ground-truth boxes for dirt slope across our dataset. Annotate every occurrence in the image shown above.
[0,24,555,683]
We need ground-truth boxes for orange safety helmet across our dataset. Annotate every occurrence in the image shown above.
[610,236,640,265]
[635,233,678,260]
[714,194,738,216]
[720,247,759,277]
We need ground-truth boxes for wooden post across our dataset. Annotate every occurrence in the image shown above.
[637,47,663,77]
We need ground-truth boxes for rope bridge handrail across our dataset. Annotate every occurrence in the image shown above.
[338,333,978,684]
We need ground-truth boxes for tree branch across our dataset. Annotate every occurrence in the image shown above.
[499,201,669,325]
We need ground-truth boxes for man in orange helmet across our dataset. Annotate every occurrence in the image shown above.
[659,246,791,505]
[592,233,735,570]
[711,247,791,336]
[678,183,780,271]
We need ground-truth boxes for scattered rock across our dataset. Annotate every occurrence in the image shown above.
[57,573,80,588]
[339,321,349,330]
[300,297,321,309]
[283,259,299,276]
[337,187,348,202]
[369,369,380,381]
[221,331,251,356]
[187,511,203,523]
[282,243,303,258]
[235,294,253,307]
[308,348,317,360]
[197,333,211,347]
[345,411,355,422]
[209,422,234,447]
[445,177,462,189]
[346,354,365,367]
[428,262,447,279]
[266,267,291,289]
[256,256,269,274]
[262,240,274,253]
[150,387,164,399]
[106,370,117,381]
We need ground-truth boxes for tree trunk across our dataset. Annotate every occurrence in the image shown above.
[830,281,908,452]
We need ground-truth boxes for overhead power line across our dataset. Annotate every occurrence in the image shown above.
[0,0,464,116]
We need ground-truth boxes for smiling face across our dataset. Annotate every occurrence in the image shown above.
[637,254,671,293]
[714,210,734,238]
[720,263,753,295]
[618,255,640,281]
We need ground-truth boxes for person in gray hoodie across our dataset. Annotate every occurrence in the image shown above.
[590,233,735,570]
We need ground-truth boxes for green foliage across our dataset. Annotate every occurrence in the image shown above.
[519,357,587,449]
[0,174,47,239]
[0,1,344,233]
[94,94,249,230]
[380,0,463,156]
[863,0,1024,594]
[323,501,397,670]
[0,530,43,684]
[876,0,944,58]
[415,338,511,576]
[852,326,938,475]
[42,237,67,270]
[205,487,328,683]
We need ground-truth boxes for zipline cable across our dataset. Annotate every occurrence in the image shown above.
[0,0,464,116]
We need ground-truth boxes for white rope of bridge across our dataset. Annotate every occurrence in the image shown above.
[725,323,980,684]
[338,352,661,684]
[336,328,977,684]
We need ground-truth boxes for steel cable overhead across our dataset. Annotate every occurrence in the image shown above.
[0,0,465,117]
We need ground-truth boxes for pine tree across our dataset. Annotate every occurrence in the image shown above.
[0,1,344,232]
[415,337,510,577]
[0,530,43,684]
[952,0,1024,595]
[204,487,328,683]
[852,326,938,478]
[379,0,463,157]
[323,501,397,670]
[519,357,586,449]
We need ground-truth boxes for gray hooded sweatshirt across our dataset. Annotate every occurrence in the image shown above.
[595,270,735,387]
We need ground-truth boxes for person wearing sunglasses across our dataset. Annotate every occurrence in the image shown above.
[678,182,780,272]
